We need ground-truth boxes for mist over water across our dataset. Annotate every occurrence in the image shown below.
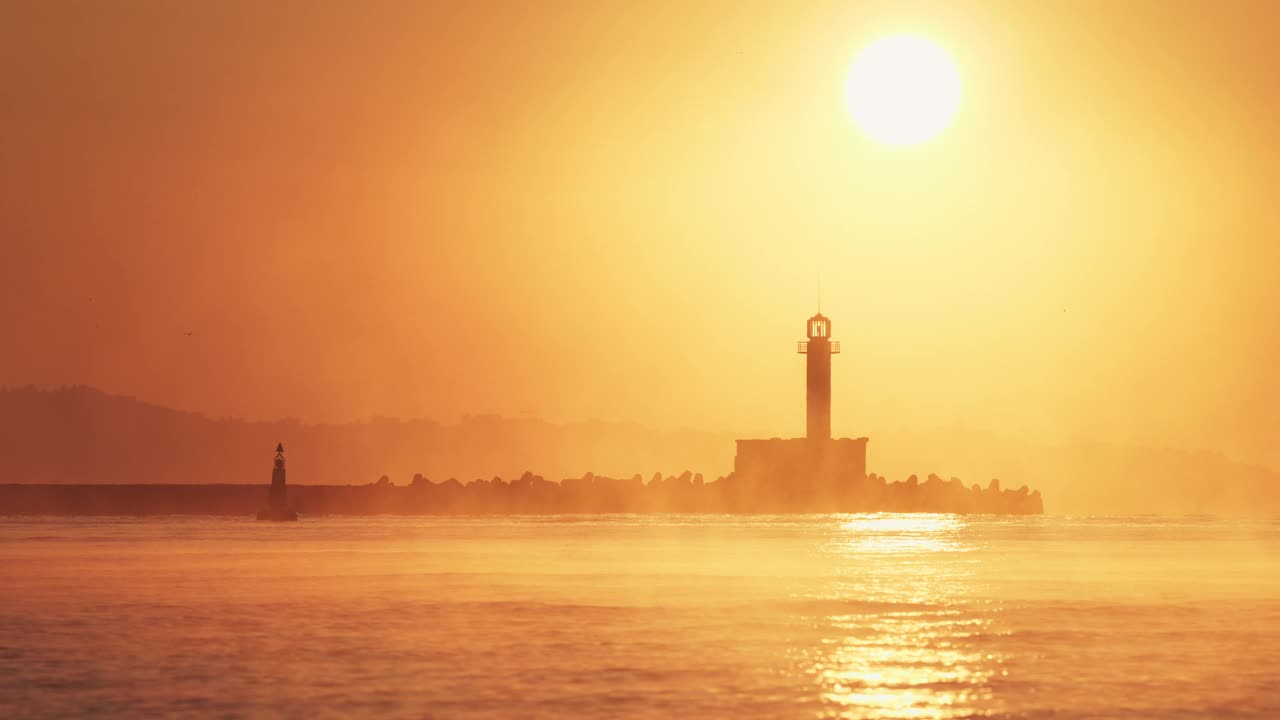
[2,514,1277,719]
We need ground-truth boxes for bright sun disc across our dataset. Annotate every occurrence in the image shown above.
[846,35,961,146]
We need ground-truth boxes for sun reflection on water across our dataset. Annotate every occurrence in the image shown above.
[837,514,974,555]
[798,514,1006,719]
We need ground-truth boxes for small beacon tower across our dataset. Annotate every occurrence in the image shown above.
[258,442,299,521]
[270,443,287,510]
[797,313,839,440]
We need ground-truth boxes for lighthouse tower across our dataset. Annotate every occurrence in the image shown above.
[798,313,840,440]
[732,309,865,510]
[269,443,287,511]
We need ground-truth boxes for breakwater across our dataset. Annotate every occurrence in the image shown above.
[0,471,1042,515]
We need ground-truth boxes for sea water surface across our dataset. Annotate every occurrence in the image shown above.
[1,514,1277,719]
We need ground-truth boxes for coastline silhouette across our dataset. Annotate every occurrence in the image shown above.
[2,384,1277,517]
[0,311,1043,517]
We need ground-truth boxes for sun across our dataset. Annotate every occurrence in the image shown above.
[845,35,961,146]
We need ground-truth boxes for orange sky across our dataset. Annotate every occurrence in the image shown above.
[2,1,1278,468]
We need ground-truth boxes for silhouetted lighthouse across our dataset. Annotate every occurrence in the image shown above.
[734,309,866,509]
[798,313,840,440]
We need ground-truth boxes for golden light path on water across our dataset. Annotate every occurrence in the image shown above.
[797,514,1004,719]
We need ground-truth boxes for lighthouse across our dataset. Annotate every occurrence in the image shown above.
[732,309,865,511]
[798,313,840,440]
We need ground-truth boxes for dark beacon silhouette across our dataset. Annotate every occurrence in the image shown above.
[257,443,299,521]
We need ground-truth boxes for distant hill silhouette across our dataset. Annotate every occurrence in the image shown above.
[0,386,1276,517]
[0,386,728,487]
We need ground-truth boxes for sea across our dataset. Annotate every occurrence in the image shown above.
[1,514,1277,719]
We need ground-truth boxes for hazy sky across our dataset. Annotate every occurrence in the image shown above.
[2,1,1278,467]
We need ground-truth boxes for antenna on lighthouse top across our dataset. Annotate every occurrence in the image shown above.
[817,270,822,313]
